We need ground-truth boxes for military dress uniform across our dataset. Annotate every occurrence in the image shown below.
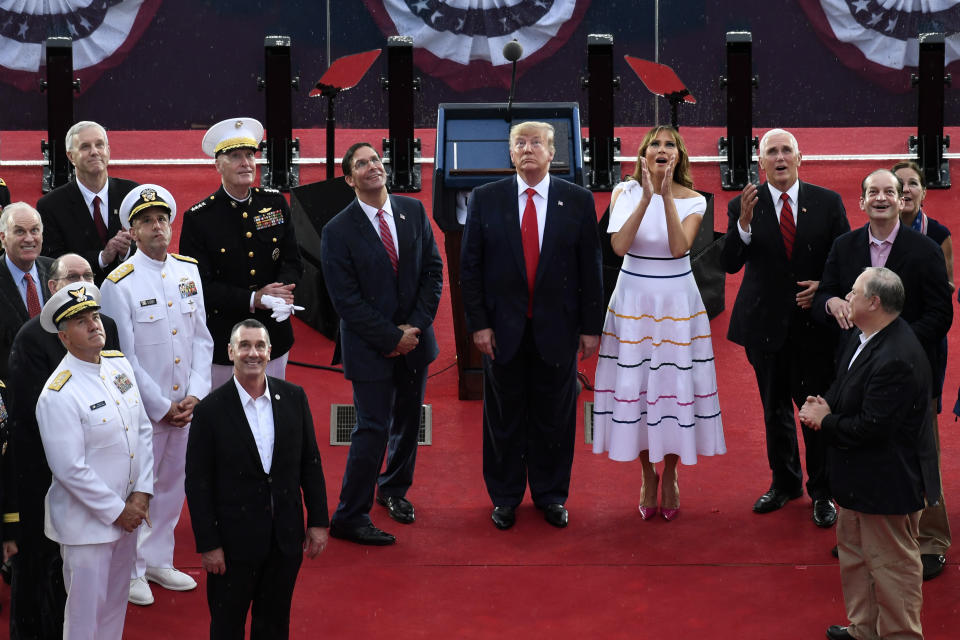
[38,348,153,640]
[0,177,10,208]
[101,241,213,598]
[179,184,302,376]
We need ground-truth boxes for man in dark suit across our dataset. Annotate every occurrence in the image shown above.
[4,253,120,639]
[36,121,138,285]
[813,168,952,580]
[1,203,53,381]
[460,121,603,530]
[801,267,938,640]
[185,319,328,639]
[722,128,850,527]
[321,142,443,545]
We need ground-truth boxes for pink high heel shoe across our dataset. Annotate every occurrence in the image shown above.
[639,473,659,521]
[660,473,680,521]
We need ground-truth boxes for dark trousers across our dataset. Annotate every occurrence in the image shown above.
[332,360,428,527]
[9,533,65,640]
[207,542,303,640]
[746,342,833,499]
[482,321,578,507]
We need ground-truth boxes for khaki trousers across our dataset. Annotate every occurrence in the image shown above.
[837,507,923,640]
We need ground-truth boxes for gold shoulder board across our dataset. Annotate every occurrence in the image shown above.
[48,370,72,391]
[169,253,198,264]
[106,262,134,283]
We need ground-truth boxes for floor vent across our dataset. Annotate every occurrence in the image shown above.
[330,404,433,446]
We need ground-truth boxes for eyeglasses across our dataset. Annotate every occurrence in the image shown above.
[55,272,95,283]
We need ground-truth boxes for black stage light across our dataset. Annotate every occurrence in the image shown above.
[909,32,950,189]
[581,34,620,191]
[40,37,78,193]
[718,31,758,191]
[258,35,300,192]
[381,36,421,192]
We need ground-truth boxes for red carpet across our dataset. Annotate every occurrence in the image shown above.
[0,127,958,638]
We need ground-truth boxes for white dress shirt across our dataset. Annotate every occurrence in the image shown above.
[357,197,400,258]
[737,180,800,245]
[233,376,275,472]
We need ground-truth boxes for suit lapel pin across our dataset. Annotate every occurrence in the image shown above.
[558,200,564,207]
[399,213,406,220]
[274,394,280,400]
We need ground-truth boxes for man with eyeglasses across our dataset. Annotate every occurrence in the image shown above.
[100,185,213,606]
[180,118,303,390]
[460,121,603,530]
[321,142,443,545]
[3,252,121,639]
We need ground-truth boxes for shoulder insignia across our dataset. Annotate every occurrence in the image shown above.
[48,370,72,391]
[106,262,134,283]
[169,253,198,264]
[189,200,209,213]
[0,380,5,388]
[261,187,281,194]
[3,513,19,524]
[0,177,6,186]
[100,350,125,358]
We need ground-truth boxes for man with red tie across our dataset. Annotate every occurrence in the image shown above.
[321,142,443,545]
[37,121,138,285]
[722,129,850,527]
[460,121,604,530]
[0,202,53,380]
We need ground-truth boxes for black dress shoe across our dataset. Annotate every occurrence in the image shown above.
[825,625,855,639]
[752,488,802,514]
[376,495,415,524]
[921,553,946,581]
[542,504,569,528]
[329,522,396,546]
[813,498,838,528]
[491,506,516,530]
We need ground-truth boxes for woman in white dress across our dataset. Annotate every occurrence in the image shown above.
[592,126,725,521]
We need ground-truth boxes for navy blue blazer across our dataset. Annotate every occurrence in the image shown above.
[460,174,604,366]
[813,224,953,391]
[722,180,849,353]
[823,317,940,514]
[321,194,443,381]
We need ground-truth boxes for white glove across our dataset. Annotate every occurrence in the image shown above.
[260,294,304,322]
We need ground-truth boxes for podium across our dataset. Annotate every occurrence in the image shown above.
[433,102,584,399]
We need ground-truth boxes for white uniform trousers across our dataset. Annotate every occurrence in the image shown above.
[133,421,189,578]
[211,352,288,388]
[62,531,138,640]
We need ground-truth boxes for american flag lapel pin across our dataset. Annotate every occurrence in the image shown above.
[558,200,564,207]
[399,213,406,220]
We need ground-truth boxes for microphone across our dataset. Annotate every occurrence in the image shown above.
[503,39,523,122]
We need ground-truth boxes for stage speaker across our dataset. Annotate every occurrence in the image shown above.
[289,177,357,339]
[598,191,725,319]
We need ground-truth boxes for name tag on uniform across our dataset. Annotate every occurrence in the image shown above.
[139,299,157,307]
[179,279,198,298]
[113,373,133,394]
[89,400,106,410]
[254,208,284,230]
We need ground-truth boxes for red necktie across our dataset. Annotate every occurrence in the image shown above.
[376,209,399,274]
[779,192,796,260]
[521,188,540,317]
[24,273,41,318]
[93,195,108,246]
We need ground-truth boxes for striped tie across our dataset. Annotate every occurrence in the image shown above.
[377,209,399,273]
[779,193,796,260]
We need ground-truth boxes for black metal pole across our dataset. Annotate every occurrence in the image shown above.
[326,94,336,181]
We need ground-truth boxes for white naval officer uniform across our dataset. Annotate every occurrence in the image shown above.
[37,350,154,640]
[100,249,213,585]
